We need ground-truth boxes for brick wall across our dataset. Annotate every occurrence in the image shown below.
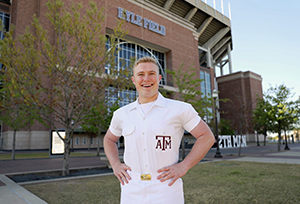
[5,0,202,149]
[217,71,263,136]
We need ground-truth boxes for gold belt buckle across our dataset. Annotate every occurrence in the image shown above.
[140,173,151,181]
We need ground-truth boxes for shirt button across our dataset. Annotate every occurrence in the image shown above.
[142,132,145,135]
[144,148,146,151]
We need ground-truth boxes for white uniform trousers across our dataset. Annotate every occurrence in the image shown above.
[120,171,184,204]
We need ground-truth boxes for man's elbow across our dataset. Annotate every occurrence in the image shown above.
[208,134,216,147]
[104,130,119,144]
[104,135,115,145]
[203,131,215,148]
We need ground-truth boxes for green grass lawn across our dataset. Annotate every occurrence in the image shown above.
[24,161,300,204]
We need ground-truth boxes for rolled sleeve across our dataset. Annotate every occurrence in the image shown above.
[182,104,202,132]
[109,112,122,137]
[183,115,201,132]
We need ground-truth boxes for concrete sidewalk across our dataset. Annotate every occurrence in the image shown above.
[221,144,300,164]
[0,174,47,204]
[0,143,300,204]
[205,142,300,163]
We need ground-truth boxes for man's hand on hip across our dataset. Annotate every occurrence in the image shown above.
[157,163,188,186]
[112,163,132,185]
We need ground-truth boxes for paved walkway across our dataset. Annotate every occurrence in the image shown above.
[205,142,300,164]
[0,142,300,204]
[0,174,47,204]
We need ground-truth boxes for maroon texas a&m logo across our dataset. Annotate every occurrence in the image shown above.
[155,136,171,150]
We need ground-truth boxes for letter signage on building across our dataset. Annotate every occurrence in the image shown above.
[117,7,166,36]
[218,135,247,148]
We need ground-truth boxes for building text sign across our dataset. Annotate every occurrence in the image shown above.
[218,135,247,148]
[50,130,65,155]
[117,7,166,36]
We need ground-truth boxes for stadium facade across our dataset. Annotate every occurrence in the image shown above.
[0,0,262,150]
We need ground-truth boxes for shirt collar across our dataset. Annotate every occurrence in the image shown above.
[155,92,167,108]
[129,92,167,111]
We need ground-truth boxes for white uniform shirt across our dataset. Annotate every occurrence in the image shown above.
[109,93,201,174]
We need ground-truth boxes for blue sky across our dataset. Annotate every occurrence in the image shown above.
[209,0,300,101]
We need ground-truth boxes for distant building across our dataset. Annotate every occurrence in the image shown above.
[217,71,263,141]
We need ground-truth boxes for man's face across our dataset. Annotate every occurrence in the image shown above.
[132,62,162,104]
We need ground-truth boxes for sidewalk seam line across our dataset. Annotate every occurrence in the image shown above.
[6,183,31,204]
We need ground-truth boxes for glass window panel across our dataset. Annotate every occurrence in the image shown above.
[205,72,211,97]
[0,12,10,69]
[105,36,166,106]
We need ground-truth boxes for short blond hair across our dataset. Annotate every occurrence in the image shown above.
[133,56,159,74]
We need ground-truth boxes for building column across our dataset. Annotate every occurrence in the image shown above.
[227,43,232,74]
[206,49,212,68]
[220,65,223,76]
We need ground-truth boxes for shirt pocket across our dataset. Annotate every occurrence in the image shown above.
[122,125,136,153]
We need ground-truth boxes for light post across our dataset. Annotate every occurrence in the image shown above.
[213,89,222,158]
[255,130,260,146]
[71,120,74,152]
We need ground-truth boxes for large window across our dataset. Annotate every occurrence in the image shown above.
[106,86,137,107]
[105,37,166,107]
[200,71,213,122]
[105,37,166,84]
[0,11,10,70]
[0,12,9,40]
[200,71,212,98]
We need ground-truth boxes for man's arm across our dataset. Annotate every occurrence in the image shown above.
[157,120,215,186]
[103,129,131,185]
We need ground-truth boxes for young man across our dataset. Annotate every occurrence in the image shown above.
[104,56,215,204]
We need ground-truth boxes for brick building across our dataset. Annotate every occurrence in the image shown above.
[217,71,263,141]
[0,0,261,150]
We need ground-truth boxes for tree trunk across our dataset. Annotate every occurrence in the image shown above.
[284,129,290,150]
[277,121,281,151]
[277,133,281,151]
[238,135,242,157]
[97,135,100,156]
[263,127,267,146]
[63,132,71,176]
[11,129,17,160]
[285,131,288,144]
